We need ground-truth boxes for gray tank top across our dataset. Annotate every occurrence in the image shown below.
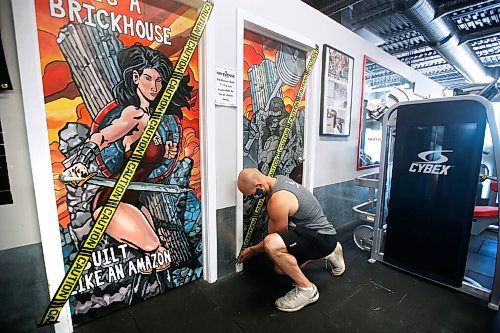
[270,175,336,235]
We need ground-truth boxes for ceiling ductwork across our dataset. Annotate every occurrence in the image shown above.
[393,0,493,84]
[320,0,364,16]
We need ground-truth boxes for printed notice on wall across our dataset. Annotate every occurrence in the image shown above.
[215,66,236,106]
[0,118,13,205]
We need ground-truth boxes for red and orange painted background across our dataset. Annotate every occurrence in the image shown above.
[243,30,305,121]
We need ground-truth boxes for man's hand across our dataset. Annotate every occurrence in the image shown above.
[238,246,257,263]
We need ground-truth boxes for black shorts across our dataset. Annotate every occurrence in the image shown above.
[277,226,338,265]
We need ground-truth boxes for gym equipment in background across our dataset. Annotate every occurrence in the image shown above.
[472,176,499,235]
[369,96,500,310]
[352,171,377,251]
[353,224,374,251]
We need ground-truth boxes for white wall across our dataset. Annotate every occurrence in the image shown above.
[213,0,444,208]
[0,0,40,250]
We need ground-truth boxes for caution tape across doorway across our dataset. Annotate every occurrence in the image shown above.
[238,45,319,262]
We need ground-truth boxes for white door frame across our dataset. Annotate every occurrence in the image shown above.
[235,8,320,263]
[11,0,217,331]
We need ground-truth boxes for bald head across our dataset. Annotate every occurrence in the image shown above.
[237,168,265,195]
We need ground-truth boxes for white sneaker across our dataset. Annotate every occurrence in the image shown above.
[324,242,345,276]
[275,284,319,312]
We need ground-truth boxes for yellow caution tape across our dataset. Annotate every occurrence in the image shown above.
[238,45,319,262]
[39,1,214,326]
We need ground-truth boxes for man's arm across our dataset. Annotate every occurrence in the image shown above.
[238,193,291,262]
[267,193,291,233]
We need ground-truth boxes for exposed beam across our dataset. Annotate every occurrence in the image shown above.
[446,1,499,20]
[440,76,467,82]
[431,78,467,87]
[352,3,394,28]
[379,30,424,46]
[479,53,500,64]
[321,0,364,16]
[379,26,417,39]
[400,55,445,67]
[383,40,429,54]
[399,56,442,67]
[366,71,408,81]
[414,62,452,71]
[425,69,462,78]
[460,24,500,44]
[435,0,495,19]
[397,49,438,59]
[390,46,435,58]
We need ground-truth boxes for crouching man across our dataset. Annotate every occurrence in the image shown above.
[237,168,345,312]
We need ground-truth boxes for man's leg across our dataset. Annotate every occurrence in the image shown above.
[263,233,311,288]
[263,233,319,312]
[324,242,345,276]
[274,260,310,275]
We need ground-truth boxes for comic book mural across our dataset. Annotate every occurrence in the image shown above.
[34,0,203,325]
[242,30,306,245]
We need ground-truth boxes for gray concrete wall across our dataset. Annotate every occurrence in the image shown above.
[216,206,236,280]
[0,243,53,333]
[216,179,368,279]
[314,179,369,240]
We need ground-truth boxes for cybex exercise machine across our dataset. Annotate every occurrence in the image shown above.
[369,96,500,310]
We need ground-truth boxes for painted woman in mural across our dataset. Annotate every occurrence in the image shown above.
[63,44,192,267]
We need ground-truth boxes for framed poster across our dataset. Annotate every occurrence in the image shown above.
[320,44,354,136]
[31,0,205,326]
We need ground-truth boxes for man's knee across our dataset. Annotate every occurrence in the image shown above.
[263,233,285,256]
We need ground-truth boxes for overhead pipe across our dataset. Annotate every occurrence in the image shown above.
[393,0,492,83]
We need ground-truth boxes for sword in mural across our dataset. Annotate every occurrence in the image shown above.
[237,45,319,264]
[59,174,193,194]
[39,1,214,326]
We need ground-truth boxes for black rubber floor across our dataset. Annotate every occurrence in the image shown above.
[75,239,500,333]
[467,230,497,289]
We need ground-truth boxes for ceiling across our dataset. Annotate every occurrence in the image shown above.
[302,0,499,92]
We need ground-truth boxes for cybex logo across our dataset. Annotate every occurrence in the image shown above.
[408,150,453,175]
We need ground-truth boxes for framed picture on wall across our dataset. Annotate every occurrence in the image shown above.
[319,44,354,136]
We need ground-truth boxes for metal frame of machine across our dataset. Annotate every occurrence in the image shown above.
[369,96,500,310]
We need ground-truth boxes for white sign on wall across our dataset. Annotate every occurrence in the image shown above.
[215,66,236,106]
